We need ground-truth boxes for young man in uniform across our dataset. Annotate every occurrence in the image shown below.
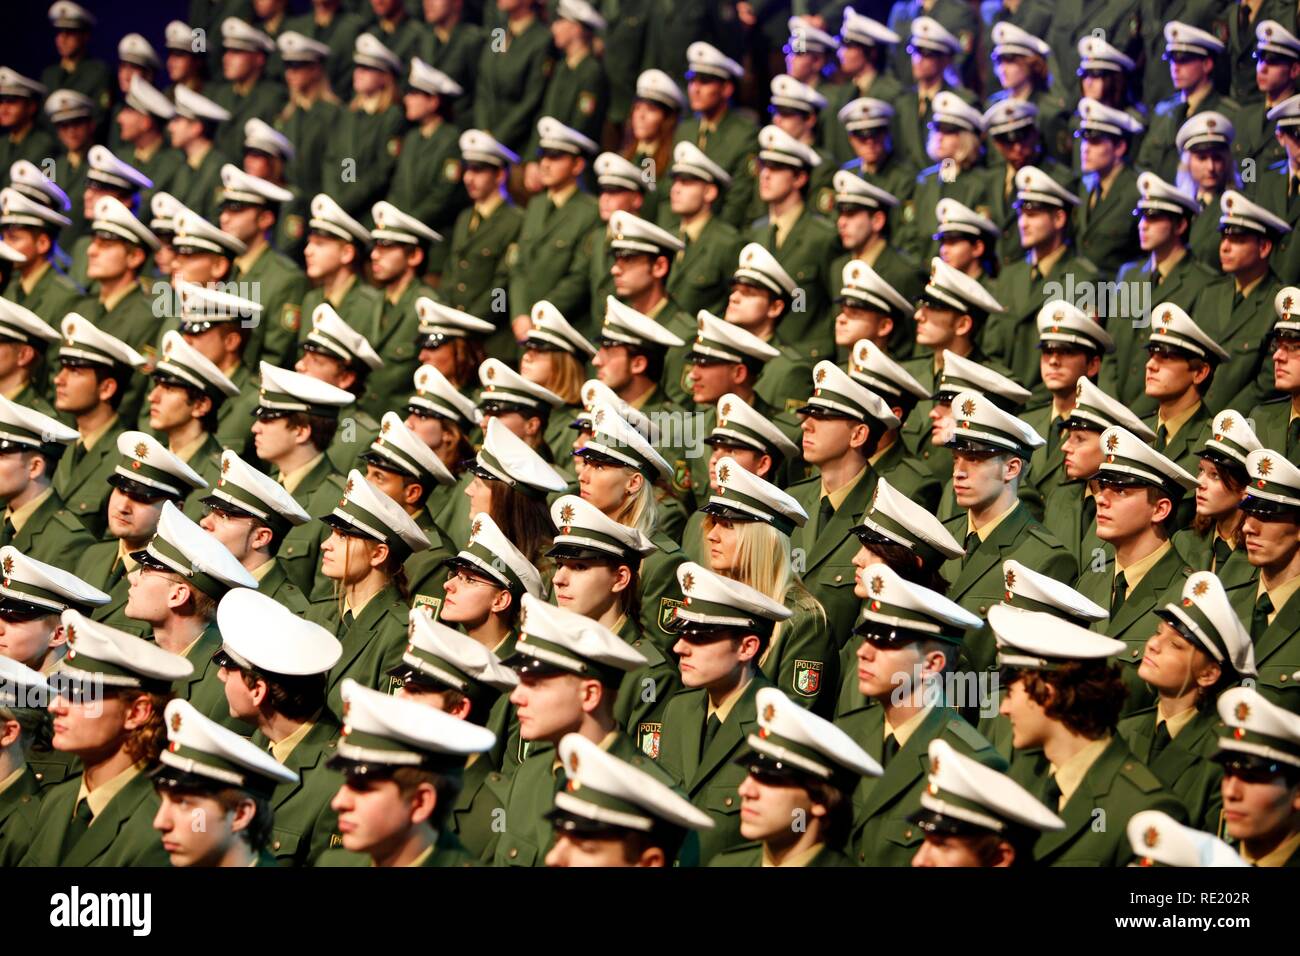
[0,186,81,332]
[318,678,493,866]
[1141,302,1227,477]
[214,588,344,866]
[0,397,92,564]
[151,698,297,867]
[993,603,1188,866]
[665,142,741,319]
[1072,425,1197,715]
[51,314,146,538]
[656,561,790,864]
[296,193,384,354]
[787,360,900,641]
[72,432,205,638]
[1072,98,1144,276]
[125,501,258,728]
[674,43,756,231]
[167,85,232,221]
[198,450,312,615]
[939,389,1076,672]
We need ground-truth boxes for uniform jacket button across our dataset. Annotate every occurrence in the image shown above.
[456,282,467,292]
[273,840,281,850]
[1282,673,1290,682]
[508,847,518,859]
[977,606,987,615]
[724,796,734,807]
[286,547,295,554]
[833,574,843,583]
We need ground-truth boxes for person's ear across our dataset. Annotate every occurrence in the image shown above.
[192,394,214,421]
[1196,661,1222,690]
[47,623,68,649]
[992,841,1016,867]
[408,780,438,825]
[737,633,761,663]
[629,352,648,376]
[212,256,231,281]
[652,254,670,280]
[449,696,473,721]
[122,692,156,731]
[229,796,257,834]
[369,541,391,569]
[127,246,147,272]
[339,242,356,267]
[337,367,358,392]
[1260,236,1275,260]
[625,470,645,495]
[637,845,667,867]
[954,312,973,338]
[922,647,948,676]
[490,588,514,615]
[0,717,20,749]
[610,564,633,595]
[1004,455,1024,481]
[847,421,871,450]
[879,315,895,340]
[250,525,275,552]
[404,481,425,508]
[248,676,270,708]
[1086,354,1102,379]
[257,209,275,233]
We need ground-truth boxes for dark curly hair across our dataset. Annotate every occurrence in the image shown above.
[1018,661,1127,739]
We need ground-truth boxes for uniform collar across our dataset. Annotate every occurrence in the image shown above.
[1048,735,1110,808]
[77,763,142,820]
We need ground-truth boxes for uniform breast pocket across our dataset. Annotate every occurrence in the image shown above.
[1255,662,1300,703]
[269,827,302,864]
[690,271,712,287]
[499,839,539,867]
[818,564,858,589]
[703,786,741,816]
[882,814,924,850]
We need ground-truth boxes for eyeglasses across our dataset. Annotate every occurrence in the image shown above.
[445,568,498,588]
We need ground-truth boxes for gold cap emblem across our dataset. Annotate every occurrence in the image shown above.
[1192,580,1209,597]
[682,571,695,593]
[1105,433,1119,452]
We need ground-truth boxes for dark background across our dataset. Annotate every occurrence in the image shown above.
[9,1,190,77]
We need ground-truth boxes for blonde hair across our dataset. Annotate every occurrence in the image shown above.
[543,351,585,405]
[927,128,983,169]
[612,469,657,536]
[703,517,792,603]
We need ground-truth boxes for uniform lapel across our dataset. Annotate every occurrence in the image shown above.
[804,471,874,571]
[1034,737,1124,861]
[1108,547,1185,640]
[1254,589,1300,663]
[857,707,945,821]
[948,504,1032,600]
[688,679,762,793]
[63,772,152,867]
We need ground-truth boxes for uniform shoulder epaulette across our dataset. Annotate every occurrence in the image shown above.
[632,636,667,668]
[1258,395,1291,406]
[1024,524,1067,549]
[51,508,87,532]
[942,511,966,532]
[1268,158,1288,174]
[945,717,996,753]
[707,841,763,866]
[1119,758,1166,794]
[1153,96,1182,117]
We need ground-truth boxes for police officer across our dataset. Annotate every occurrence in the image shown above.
[0,656,51,863]
[298,193,384,352]
[150,698,298,866]
[664,141,743,319]
[1249,287,1300,459]
[1213,687,1300,866]
[168,85,232,221]
[214,587,344,865]
[0,396,93,563]
[211,18,286,161]
[0,186,81,333]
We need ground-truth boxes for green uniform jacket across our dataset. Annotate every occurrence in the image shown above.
[666,215,744,319]
[1196,273,1283,415]
[615,615,682,756]
[870,438,942,513]
[237,242,309,370]
[3,263,85,331]
[361,278,435,422]
[984,249,1099,408]
[674,111,758,231]
[210,79,288,161]
[0,127,60,179]
[760,587,837,719]
[0,767,42,866]
[788,469,877,648]
[214,362,259,458]
[747,206,842,362]
[1247,162,1300,287]
[752,354,813,433]
[55,152,91,250]
[1042,481,1106,574]
[421,20,485,128]
[179,433,225,522]
[52,417,129,539]
[892,82,976,175]
[253,714,344,867]
[20,768,172,866]
[657,673,774,865]
[441,199,524,326]
[985,154,1075,267]
[898,164,992,266]
[317,582,411,721]
[40,57,112,115]
[941,503,1078,672]
[1020,404,1065,522]
[1231,92,1290,185]
[387,122,469,278]
[1171,527,1256,591]
[525,52,607,157]
[1118,705,1225,836]
[841,153,920,253]
[2,489,94,568]
[404,511,456,615]
[1247,397,1300,465]
[451,752,510,861]
[1137,91,1240,185]
[493,731,669,866]
[1137,0,1225,105]
[508,189,600,323]
[320,102,406,218]
[296,276,385,353]
[324,407,380,494]
[1104,257,1220,419]
[1229,580,1300,711]
[172,145,230,222]
[1187,192,1225,267]
[256,558,312,616]
[175,623,252,733]
[277,457,346,593]
[276,96,344,205]
[472,18,553,155]
[1074,541,1194,716]
[1227,0,1292,104]
[1144,401,1213,480]
[74,540,146,636]
[638,529,688,653]
[1019,735,1188,866]
[841,704,1005,867]
[708,841,857,867]
[830,246,925,361]
[1074,165,1141,279]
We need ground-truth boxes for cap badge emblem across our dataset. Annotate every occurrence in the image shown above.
[870,574,884,595]
[1105,433,1119,452]
[1192,580,1209,597]
[1235,701,1250,722]
[682,572,694,593]
[170,712,182,732]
